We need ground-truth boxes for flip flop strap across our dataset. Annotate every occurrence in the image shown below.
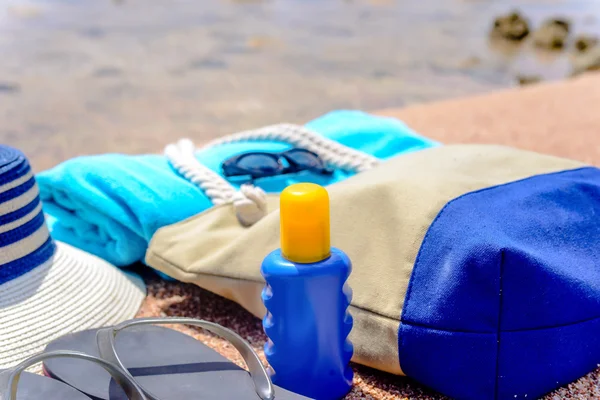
[0,350,147,400]
[96,317,275,400]
[165,123,380,226]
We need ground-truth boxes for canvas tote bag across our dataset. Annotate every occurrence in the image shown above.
[147,138,600,400]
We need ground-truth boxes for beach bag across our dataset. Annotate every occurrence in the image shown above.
[146,143,600,400]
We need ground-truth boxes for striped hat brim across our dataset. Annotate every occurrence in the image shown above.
[0,241,146,373]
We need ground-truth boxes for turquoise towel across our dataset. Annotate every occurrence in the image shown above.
[37,110,439,268]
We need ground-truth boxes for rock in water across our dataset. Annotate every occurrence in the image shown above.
[491,11,530,41]
[572,46,600,76]
[533,18,571,50]
[575,35,599,53]
[516,75,542,86]
[549,18,571,33]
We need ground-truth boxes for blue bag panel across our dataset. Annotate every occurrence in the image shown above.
[398,324,497,399]
[399,315,600,400]
[497,317,600,400]
[399,167,600,400]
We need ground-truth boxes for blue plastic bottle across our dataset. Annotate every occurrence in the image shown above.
[261,183,353,400]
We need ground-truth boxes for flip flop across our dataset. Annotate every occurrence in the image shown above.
[0,350,146,400]
[43,317,312,400]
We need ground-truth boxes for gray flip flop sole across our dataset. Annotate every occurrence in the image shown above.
[44,325,310,399]
[0,370,90,400]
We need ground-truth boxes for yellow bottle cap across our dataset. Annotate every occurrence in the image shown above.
[280,183,331,264]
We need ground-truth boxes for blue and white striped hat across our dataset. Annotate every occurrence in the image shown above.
[0,145,146,372]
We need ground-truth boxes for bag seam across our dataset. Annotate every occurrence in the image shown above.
[399,312,600,334]
[400,165,593,329]
[147,248,406,323]
[494,250,506,400]
[146,249,265,283]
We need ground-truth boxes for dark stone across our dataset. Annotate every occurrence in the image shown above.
[572,47,600,76]
[0,82,20,93]
[516,75,542,86]
[575,35,599,53]
[491,11,530,41]
[533,18,571,50]
[549,18,570,33]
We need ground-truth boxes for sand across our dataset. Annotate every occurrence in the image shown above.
[137,277,600,400]
[377,73,600,167]
[134,73,600,399]
[137,277,450,400]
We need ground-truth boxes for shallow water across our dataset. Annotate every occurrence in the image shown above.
[1,0,599,169]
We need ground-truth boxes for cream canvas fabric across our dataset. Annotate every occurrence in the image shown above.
[146,144,584,375]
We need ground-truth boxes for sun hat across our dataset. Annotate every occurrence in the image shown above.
[0,145,146,372]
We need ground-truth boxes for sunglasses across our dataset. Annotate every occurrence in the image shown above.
[221,148,334,180]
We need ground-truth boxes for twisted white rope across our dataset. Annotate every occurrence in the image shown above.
[165,139,237,205]
[165,139,268,226]
[231,183,269,227]
[201,123,381,172]
[165,124,379,226]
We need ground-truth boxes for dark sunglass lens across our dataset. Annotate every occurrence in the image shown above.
[236,154,280,176]
[285,150,323,168]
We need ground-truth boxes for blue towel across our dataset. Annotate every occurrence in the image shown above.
[37,110,439,268]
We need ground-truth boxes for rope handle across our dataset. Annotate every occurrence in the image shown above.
[165,124,380,226]
[165,139,268,226]
[202,123,380,172]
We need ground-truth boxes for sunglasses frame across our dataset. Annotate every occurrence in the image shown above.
[221,148,334,179]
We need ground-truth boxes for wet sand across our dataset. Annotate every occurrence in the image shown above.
[1,0,600,170]
[380,73,600,166]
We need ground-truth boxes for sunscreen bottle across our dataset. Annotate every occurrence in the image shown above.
[261,183,353,400]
